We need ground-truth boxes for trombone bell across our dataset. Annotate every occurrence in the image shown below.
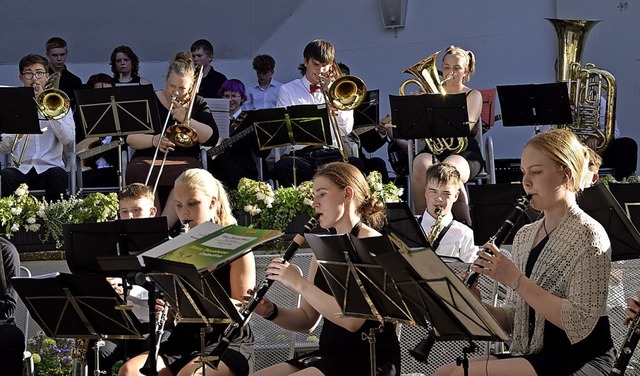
[165,124,199,147]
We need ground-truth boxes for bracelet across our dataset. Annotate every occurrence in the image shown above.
[511,273,524,291]
[151,135,158,148]
[264,303,279,321]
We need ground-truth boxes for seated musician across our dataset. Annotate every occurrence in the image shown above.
[0,237,25,376]
[270,39,364,187]
[251,162,400,376]
[435,129,614,376]
[75,73,121,188]
[420,163,476,263]
[0,54,75,202]
[410,46,483,225]
[124,52,218,232]
[207,79,270,189]
[119,169,255,376]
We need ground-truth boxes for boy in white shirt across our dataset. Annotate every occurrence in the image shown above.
[420,163,477,262]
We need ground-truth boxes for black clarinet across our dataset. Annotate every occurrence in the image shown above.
[611,315,640,375]
[207,215,320,367]
[464,194,532,287]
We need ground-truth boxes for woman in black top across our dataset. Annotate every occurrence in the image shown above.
[125,52,219,229]
[251,162,401,376]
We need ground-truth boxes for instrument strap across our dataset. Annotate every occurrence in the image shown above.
[328,220,363,237]
[431,220,453,251]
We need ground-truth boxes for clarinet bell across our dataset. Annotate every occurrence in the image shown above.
[409,332,436,364]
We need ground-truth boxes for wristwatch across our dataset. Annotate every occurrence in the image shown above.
[264,303,279,321]
[511,273,524,291]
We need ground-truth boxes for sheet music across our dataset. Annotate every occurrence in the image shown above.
[205,98,230,139]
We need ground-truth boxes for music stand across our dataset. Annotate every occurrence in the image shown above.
[75,85,161,190]
[12,272,145,374]
[468,184,539,246]
[389,93,470,140]
[305,233,415,376]
[251,104,332,150]
[496,82,572,133]
[578,184,640,261]
[353,89,380,128]
[0,87,42,134]
[608,183,640,231]
[63,217,169,275]
[383,202,429,249]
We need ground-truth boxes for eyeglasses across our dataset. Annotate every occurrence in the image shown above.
[22,71,47,80]
[223,94,242,100]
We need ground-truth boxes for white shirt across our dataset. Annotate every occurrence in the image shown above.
[0,110,75,174]
[420,211,477,263]
[244,79,282,110]
[276,76,353,153]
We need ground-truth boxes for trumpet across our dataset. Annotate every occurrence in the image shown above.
[10,72,70,167]
[318,61,367,161]
[145,65,203,194]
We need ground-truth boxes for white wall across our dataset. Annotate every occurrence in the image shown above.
[1,0,638,167]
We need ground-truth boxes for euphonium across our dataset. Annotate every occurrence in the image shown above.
[548,18,616,154]
[10,72,71,167]
[399,51,467,155]
[319,61,367,161]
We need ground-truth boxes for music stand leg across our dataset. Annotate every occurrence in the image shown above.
[198,326,218,376]
[363,325,383,376]
[92,339,105,376]
[455,341,476,376]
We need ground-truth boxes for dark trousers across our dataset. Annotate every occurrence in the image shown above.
[1,166,67,201]
[0,323,25,376]
[602,137,638,180]
[271,155,365,187]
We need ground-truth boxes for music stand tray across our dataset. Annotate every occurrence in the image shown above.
[578,184,640,261]
[0,87,42,135]
[12,272,145,340]
[389,93,469,140]
[496,82,572,127]
[75,84,160,138]
[251,104,332,150]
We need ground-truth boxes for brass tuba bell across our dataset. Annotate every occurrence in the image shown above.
[398,51,467,155]
[548,18,616,154]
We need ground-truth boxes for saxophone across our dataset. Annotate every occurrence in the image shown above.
[426,207,443,248]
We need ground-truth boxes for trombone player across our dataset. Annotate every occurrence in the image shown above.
[0,54,75,202]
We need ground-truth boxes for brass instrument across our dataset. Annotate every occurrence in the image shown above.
[145,65,203,194]
[319,61,367,161]
[548,18,616,154]
[399,51,467,155]
[10,72,70,167]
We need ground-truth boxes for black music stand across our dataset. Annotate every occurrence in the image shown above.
[496,82,572,133]
[368,236,510,375]
[0,87,42,135]
[384,202,429,249]
[75,85,160,190]
[578,184,640,261]
[468,184,539,246]
[608,183,640,232]
[389,93,470,140]
[353,89,380,128]
[63,217,169,275]
[143,257,243,374]
[305,233,415,376]
[12,272,145,374]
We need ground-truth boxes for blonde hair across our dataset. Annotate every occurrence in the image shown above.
[174,168,237,226]
[426,163,461,188]
[166,51,196,81]
[525,129,585,193]
[443,45,476,83]
[118,183,155,203]
[313,162,385,230]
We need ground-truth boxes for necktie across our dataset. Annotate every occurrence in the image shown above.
[309,84,322,93]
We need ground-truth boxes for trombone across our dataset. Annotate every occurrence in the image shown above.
[144,65,203,194]
[318,61,367,161]
[10,72,70,167]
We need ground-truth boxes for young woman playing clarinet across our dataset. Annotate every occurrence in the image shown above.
[435,129,614,375]
[250,162,400,376]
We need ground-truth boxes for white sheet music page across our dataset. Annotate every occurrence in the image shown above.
[205,98,230,139]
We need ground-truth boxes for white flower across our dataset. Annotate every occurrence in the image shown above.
[244,205,254,213]
[264,197,274,206]
[10,207,22,215]
[256,192,265,201]
[303,198,313,206]
[10,223,19,232]
[37,207,46,217]
[27,217,36,224]
[26,223,40,231]
[15,186,27,197]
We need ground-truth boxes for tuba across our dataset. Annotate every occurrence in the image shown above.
[399,51,467,155]
[548,18,616,154]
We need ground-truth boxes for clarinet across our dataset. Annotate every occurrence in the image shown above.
[611,315,640,375]
[207,215,319,367]
[464,194,532,287]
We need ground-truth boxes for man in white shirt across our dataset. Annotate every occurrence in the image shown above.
[420,163,477,262]
[243,54,282,110]
[0,54,75,201]
[271,39,364,186]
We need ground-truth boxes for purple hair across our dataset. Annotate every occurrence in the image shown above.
[217,79,246,101]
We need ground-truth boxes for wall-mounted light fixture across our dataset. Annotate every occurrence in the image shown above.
[378,0,407,36]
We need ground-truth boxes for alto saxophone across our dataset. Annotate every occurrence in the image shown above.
[426,207,444,248]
